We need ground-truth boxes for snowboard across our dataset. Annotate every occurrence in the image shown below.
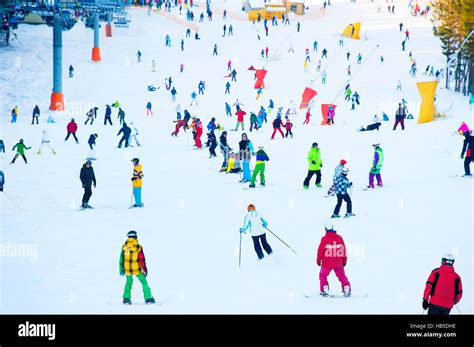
[304,292,367,299]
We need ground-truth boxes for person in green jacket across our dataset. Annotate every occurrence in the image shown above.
[249,146,269,187]
[368,143,384,188]
[117,108,126,125]
[11,139,31,164]
[303,142,323,189]
[250,112,259,132]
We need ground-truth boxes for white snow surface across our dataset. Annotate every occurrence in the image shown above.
[0,0,472,314]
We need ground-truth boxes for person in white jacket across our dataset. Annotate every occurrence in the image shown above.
[37,129,56,154]
[240,204,273,260]
[128,122,141,147]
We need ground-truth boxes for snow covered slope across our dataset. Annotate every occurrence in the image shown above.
[0,0,472,313]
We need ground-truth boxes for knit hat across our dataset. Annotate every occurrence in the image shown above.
[324,220,336,232]
[340,159,347,165]
[131,158,139,164]
[127,230,138,239]
[247,204,256,211]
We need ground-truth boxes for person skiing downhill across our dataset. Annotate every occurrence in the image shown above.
[303,142,323,189]
[368,143,384,188]
[317,221,351,297]
[65,119,79,143]
[37,130,56,155]
[79,160,96,209]
[249,146,269,188]
[131,158,144,208]
[460,131,474,176]
[331,167,354,218]
[422,254,462,315]
[240,204,273,260]
[120,230,155,304]
[10,139,31,164]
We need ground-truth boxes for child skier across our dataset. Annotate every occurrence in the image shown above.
[316,221,351,297]
[368,143,384,188]
[37,130,56,155]
[422,254,463,315]
[284,116,293,138]
[119,230,155,304]
[11,139,31,164]
[326,105,335,125]
[331,167,354,218]
[240,204,273,260]
[303,142,323,189]
[131,158,144,207]
[249,146,269,187]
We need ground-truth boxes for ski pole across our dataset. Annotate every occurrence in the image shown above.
[455,305,462,315]
[239,231,242,268]
[264,227,297,255]
[1,192,22,211]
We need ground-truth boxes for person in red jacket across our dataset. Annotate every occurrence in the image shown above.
[194,118,203,148]
[65,118,79,143]
[422,254,463,315]
[316,221,351,297]
[171,119,187,137]
[235,109,247,131]
[303,109,311,124]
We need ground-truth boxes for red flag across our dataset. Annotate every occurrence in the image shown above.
[299,87,318,109]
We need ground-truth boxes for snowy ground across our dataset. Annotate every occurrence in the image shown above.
[0,0,472,314]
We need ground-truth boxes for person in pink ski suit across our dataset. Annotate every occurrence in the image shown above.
[316,222,351,296]
[326,106,335,125]
[458,122,470,135]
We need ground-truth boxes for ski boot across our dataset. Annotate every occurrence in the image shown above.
[377,181,383,187]
[123,298,132,305]
[344,213,355,218]
[316,183,322,188]
[320,285,329,297]
[303,185,309,190]
[331,214,341,218]
[260,181,265,187]
[249,183,256,188]
[145,297,155,304]
[367,183,374,189]
[343,285,351,297]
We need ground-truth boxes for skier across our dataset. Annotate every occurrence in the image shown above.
[397,80,402,91]
[353,91,360,105]
[356,53,362,64]
[171,119,187,137]
[180,39,184,51]
[88,133,98,151]
[368,143,384,188]
[321,48,328,59]
[240,204,273,260]
[69,65,74,77]
[235,108,246,131]
[223,24,226,36]
[0,139,5,155]
[120,230,155,304]
[31,105,40,125]
[137,50,142,62]
[11,106,19,123]
[219,131,232,171]
[317,221,351,297]
[267,99,274,117]
[296,22,300,32]
[103,105,112,126]
[129,122,141,147]
[193,118,203,148]
[344,87,352,101]
[249,112,259,132]
[249,146,269,187]
[37,129,56,155]
[303,109,311,124]
[401,40,406,51]
[331,167,354,218]
[313,40,318,51]
[303,142,323,189]
[399,22,403,31]
[422,254,462,315]
[165,35,171,47]
[405,29,410,40]
[0,170,4,191]
[225,102,232,117]
[230,69,237,82]
[131,158,144,207]
[321,69,327,84]
[238,133,254,183]
[171,87,177,102]
[380,55,384,64]
[65,118,79,144]
[225,81,231,95]
[146,102,153,115]
[265,46,269,58]
[327,159,347,196]
[79,160,96,209]
[10,139,31,164]
[180,63,184,73]
[151,59,156,71]
[213,44,218,56]
[271,115,284,139]
[190,91,198,106]
[284,116,293,138]
[339,35,344,46]
[117,123,132,148]
[326,105,335,125]
[85,107,98,125]
[347,65,351,76]
[460,131,474,176]
[393,102,407,130]
[198,81,206,95]
[117,108,126,125]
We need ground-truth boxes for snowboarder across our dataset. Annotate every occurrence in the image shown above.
[344,88,352,102]
[117,123,132,148]
[393,102,407,130]
[37,129,56,154]
[120,230,155,304]
[422,254,462,315]
[317,221,351,297]
[240,204,273,260]
[303,109,311,124]
[171,119,187,137]
[65,118,79,143]
[79,160,96,209]
[303,142,323,189]
[399,22,403,31]
[85,107,98,125]
[10,139,31,164]
[401,40,406,51]
[296,22,300,32]
[249,146,269,187]
[131,158,144,207]
[249,112,259,132]
[31,105,40,125]
[331,167,353,218]
[356,53,362,64]
[368,143,384,188]
[271,115,284,139]
[460,131,474,176]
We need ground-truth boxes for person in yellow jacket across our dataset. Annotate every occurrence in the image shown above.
[131,158,144,207]
[119,230,155,304]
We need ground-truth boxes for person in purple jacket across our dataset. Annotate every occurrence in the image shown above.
[326,105,335,125]
[368,143,384,188]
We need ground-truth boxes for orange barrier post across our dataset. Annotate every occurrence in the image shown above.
[50,92,65,111]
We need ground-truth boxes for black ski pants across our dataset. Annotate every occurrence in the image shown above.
[252,234,273,260]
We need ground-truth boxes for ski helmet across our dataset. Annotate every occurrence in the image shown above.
[247,204,256,211]
[341,167,349,175]
[127,230,138,239]
[441,253,455,265]
[312,142,318,147]
[19,139,24,143]
[324,220,335,232]
[131,158,139,164]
